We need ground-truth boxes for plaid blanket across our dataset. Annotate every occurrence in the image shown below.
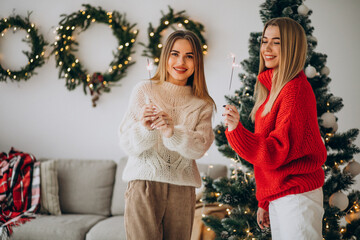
[0,148,40,239]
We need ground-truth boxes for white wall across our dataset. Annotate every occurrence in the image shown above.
[0,0,359,188]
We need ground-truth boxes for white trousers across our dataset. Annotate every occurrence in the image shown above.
[269,188,324,240]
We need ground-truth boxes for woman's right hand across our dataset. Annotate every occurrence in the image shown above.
[140,104,157,130]
[223,105,240,131]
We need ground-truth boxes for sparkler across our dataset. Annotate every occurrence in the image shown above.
[229,54,236,91]
[146,58,153,81]
[145,58,154,104]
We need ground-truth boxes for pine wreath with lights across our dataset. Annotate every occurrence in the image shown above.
[141,6,208,65]
[0,13,47,82]
[52,4,138,107]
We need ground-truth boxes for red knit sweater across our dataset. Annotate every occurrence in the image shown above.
[226,69,327,211]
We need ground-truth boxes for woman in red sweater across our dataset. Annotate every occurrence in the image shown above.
[223,17,327,239]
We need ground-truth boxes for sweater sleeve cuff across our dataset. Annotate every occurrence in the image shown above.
[162,126,184,151]
[135,122,159,141]
[226,122,255,142]
[225,123,259,160]
[258,201,269,212]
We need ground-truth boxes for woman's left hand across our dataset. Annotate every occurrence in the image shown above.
[151,110,174,138]
[257,207,270,229]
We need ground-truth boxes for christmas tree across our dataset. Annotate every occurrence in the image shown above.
[202,0,360,239]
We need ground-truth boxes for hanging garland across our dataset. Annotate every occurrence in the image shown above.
[0,13,47,82]
[141,6,208,65]
[52,4,138,107]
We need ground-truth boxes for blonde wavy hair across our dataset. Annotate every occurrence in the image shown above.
[250,17,307,121]
[152,30,215,108]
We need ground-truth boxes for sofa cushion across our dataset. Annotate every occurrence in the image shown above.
[111,157,128,216]
[39,160,61,215]
[197,163,228,179]
[56,159,116,216]
[11,214,106,240]
[86,216,126,240]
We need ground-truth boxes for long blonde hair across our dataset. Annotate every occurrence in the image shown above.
[250,17,307,121]
[152,30,215,108]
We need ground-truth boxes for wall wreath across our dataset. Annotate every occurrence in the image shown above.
[52,4,138,107]
[141,6,208,65]
[0,14,47,82]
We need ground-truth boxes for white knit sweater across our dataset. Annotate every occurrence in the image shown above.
[119,80,214,187]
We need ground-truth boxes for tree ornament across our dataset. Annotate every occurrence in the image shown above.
[329,191,349,211]
[282,7,293,16]
[305,65,316,78]
[345,211,360,223]
[0,14,47,82]
[321,66,330,76]
[297,4,310,16]
[52,4,138,107]
[141,6,207,65]
[344,160,360,177]
[221,231,229,238]
[320,112,336,128]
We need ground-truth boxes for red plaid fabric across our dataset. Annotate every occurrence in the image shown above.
[0,148,40,239]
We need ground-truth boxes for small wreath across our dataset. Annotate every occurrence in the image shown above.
[0,13,47,82]
[52,4,138,107]
[141,6,208,65]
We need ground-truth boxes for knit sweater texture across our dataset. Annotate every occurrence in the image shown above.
[119,80,214,187]
[226,69,327,211]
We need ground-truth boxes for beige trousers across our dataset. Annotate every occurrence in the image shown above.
[124,180,196,240]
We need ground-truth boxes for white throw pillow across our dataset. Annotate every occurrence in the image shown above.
[40,160,61,215]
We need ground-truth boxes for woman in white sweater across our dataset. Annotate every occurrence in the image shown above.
[118,30,215,239]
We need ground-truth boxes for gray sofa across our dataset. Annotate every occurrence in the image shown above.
[11,158,227,240]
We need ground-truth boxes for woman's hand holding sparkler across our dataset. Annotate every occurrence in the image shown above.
[223,104,240,132]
